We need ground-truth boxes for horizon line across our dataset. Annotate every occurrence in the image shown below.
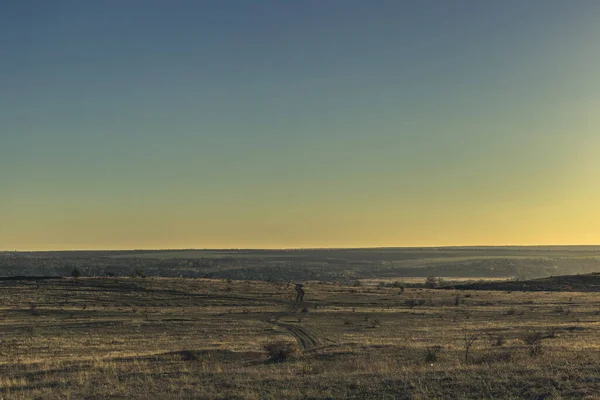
[3,244,600,253]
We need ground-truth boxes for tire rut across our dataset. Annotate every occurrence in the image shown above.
[273,322,319,350]
[266,306,321,350]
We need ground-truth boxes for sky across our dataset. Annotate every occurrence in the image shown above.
[2,1,600,250]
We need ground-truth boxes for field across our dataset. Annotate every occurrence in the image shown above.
[2,276,600,399]
[4,246,600,282]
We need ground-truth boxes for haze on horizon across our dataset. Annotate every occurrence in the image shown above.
[2,1,600,251]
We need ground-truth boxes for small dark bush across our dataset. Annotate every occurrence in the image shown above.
[523,332,544,345]
[369,319,381,328]
[180,350,200,361]
[425,276,439,289]
[264,341,299,362]
[454,294,461,306]
[424,346,442,362]
[563,326,584,332]
[29,303,41,316]
[405,298,426,308]
[492,334,505,347]
[523,332,544,357]
[553,306,571,315]
[392,281,405,292]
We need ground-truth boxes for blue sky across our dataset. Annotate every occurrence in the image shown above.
[2,1,600,249]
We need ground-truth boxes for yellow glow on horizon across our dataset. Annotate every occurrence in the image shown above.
[3,188,600,250]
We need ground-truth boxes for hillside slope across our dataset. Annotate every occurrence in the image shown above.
[449,273,600,292]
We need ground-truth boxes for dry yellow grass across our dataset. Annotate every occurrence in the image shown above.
[1,277,600,399]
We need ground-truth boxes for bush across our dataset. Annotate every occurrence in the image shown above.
[425,276,439,289]
[392,281,405,292]
[523,332,545,357]
[264,340,299,362]
[405,298,426,308]
[491,334,505,347]
[523,332,543,346]
[553,306,571,315]
[369,319,381,328]
[424,346,442,362]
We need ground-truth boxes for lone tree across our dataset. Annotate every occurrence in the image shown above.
[71,267,82,279]
[425,276,439,289]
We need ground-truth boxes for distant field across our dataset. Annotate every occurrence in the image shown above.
[3,246,600,282]
[358,276,513,286]
[3,276,600,398]
[107,247,600,260]
[110,250,278,259]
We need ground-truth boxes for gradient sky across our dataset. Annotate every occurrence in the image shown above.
[2,1,600,250]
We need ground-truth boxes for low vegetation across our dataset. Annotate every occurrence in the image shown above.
[1,275,600,398]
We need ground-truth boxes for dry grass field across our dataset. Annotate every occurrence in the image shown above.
[2,277,600,399]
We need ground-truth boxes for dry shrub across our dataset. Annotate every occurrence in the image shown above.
[180,350,200,361]
[405,299,426,308]
[264,340,299,362]
[425,276,439,289]
[523,332,545,357]
[553,306,571,315]
[471,350,513,364]
[424,346,443,362]
[523,332,544,345]
[492,334,505,347]
[368,319,381,328]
